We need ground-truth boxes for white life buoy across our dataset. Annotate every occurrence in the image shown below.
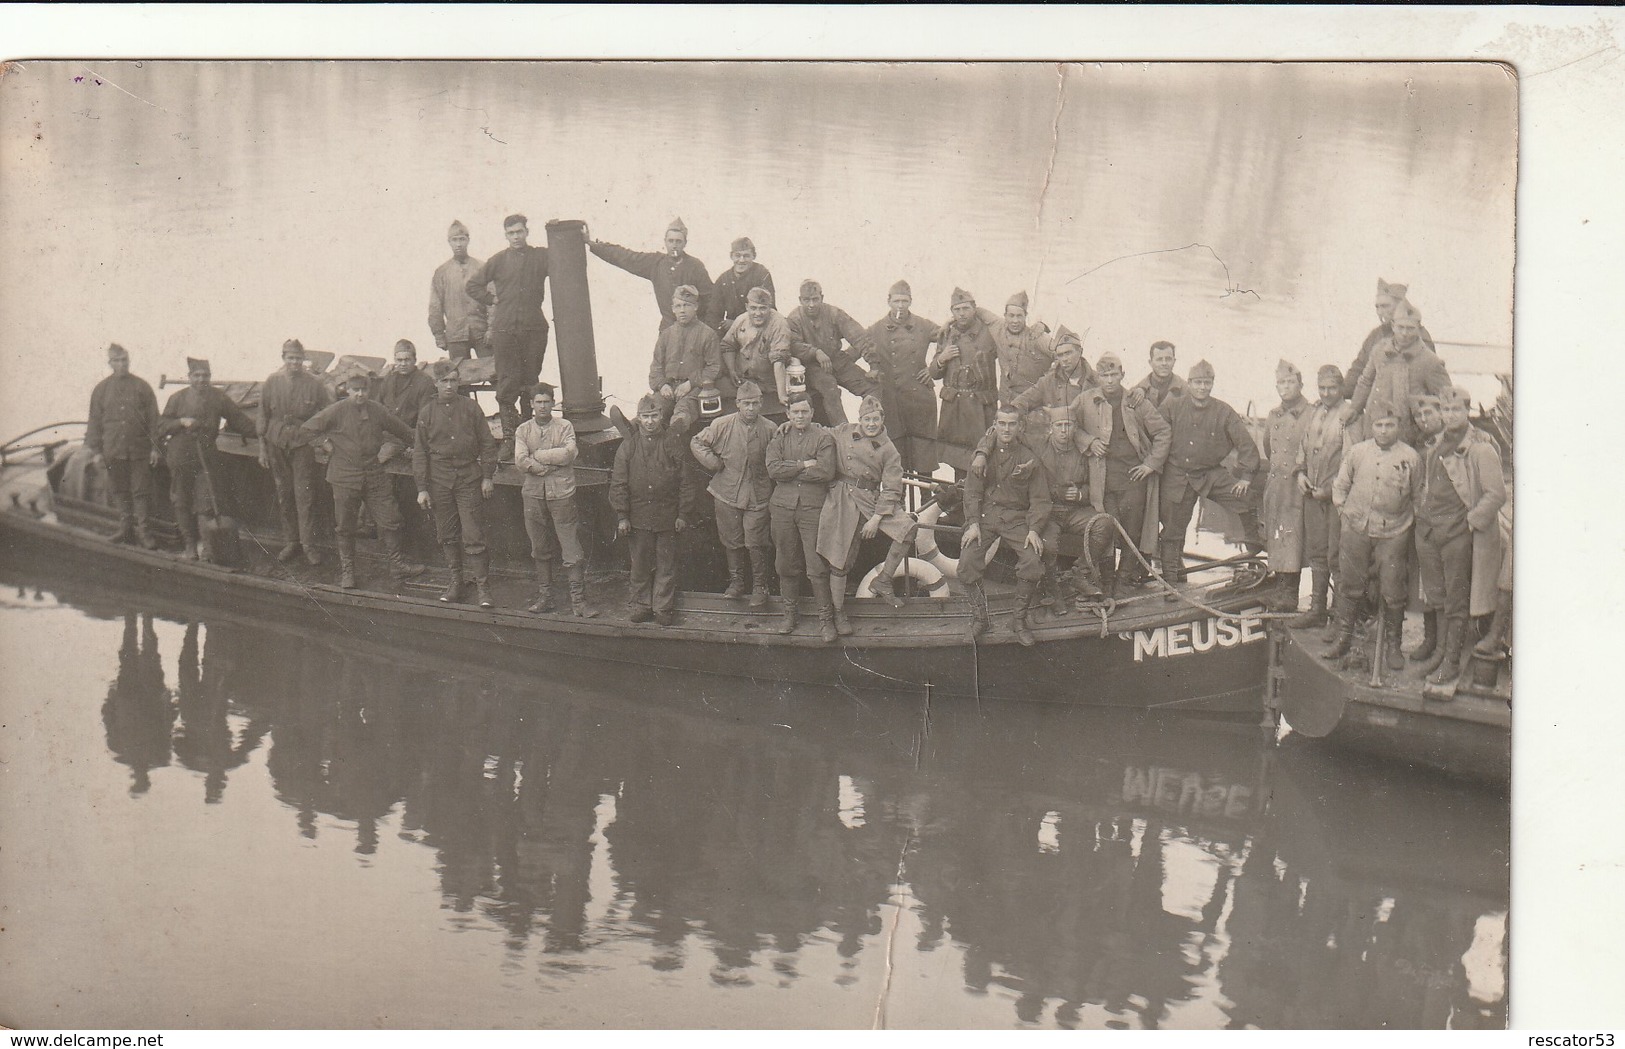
[859,556,951,601]
[913,500,999,580]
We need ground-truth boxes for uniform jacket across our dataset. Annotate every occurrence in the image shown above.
[1423,426,1507,614]
[1074,383,1172,513]
[1162,395,1261,495]
[691,412,777,510]
[1345,322,1435,399]
[87,372,160,460]
[300,396,410,488]
[929,316,999,458]
[786,304,872,368]
[376,368,437,430]
[1260,396,1313,570]
[258,369,332,451]
[428,254,489,346]
[864,310,940,442]
[160,386,258,470]
[649,319,722,391]
[1132,372,1187,414]
[514,415,578,500]
[413,393,497,492]
[964,439,1051,535]
[1351,338,1452,437]
[991,323,1056,404]
[721,310,794,411]
[1333,438,1422,539]
[1296,400,1359,497]
[591,241,716,330]
[466,244,549,333]
[765,423,837,510]
[814,423,913,566]
[611,424,701,531]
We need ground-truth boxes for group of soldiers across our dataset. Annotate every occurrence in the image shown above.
[83,211,1511,662]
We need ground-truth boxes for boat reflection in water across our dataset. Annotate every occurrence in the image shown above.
[35,575,1507,1029]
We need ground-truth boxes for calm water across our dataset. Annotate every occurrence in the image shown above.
[1,61,1513,432]
[0,572,1508,1030]
[1,61,1515,1030]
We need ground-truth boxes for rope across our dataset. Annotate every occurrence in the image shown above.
[1102,515,1297,622]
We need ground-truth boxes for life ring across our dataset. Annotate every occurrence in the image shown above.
[859,556,951,601]
[913,500,999,580]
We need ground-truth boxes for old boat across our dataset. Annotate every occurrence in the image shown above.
[0,220,1274,715]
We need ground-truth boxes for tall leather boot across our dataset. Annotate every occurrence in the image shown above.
[747,547,770,609]
[338,539,357,589]
[1011,579,1038,647]
[1291,569,1330,628]
[867,541,907,609]
[964,582,989,642]
[829,573,854,636]
[440,544,466,603]
[1160,541,1184,602]
[723,548,748,599]
[1408,609,1439,662]
[1383,602,1406,671]
[1042,564,1072,618]
[528,560,556,613]
[1323,594,1356,660]
[568,562,597,618]
[816,584,838,644]
[112,493,136,543]
[1474,589,1513,658]
[134,490,156,547]
[777,576,801,635]
[1427,616,1466,687]
[1269,571,1301,612]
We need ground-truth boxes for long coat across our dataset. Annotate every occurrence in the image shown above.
[1429,426,1507,615]
[864,310,940,468]
[928,317,999,470]
[1073,384,1172,521]
[815,423,913,567]
[1259,397,1313,571]
[611,424,701,531]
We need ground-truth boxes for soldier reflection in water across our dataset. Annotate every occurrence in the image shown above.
[101,613,173,795]
[170,622,263,804]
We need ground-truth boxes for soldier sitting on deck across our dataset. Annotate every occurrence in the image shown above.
[957,404,1051,646]
[648,284,722,436]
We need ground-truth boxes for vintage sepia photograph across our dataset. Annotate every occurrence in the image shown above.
[0,42,1529,1031]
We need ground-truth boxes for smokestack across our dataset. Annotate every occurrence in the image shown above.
[545,218,610,434]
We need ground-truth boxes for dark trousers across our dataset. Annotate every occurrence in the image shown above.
[958,507,1046,586]
[629,528,678,614]
[168,459,218,540]
[429,472,490,579]
[266,442,323,550]
[1159,482,1263,580]
[1416,518,1472,618]
[446,339,490,362]
[1337,528,1409,607]
[105,456,153,528]
[1301,495,1340,576]
[492,324,549,435]
[808,352,878,426]
[1103,476,1148,578]
[771,502,829,581]
[333,472,404,556]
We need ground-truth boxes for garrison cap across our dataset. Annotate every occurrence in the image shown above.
[431,359,459,381]
[1095,349,1124,371]
[1276,359,1302,381]
[730,236,756,254]
[186,357,211,374]
[1410,392,1441,411]
[394,339,417,356]
[1046,405,1073,424]
[746,286,774,307]
[888,279,911,298]
[1054,325,1083,350]
[1318,363,1345,385]
[1188,360,1216,381]
[107,342,128,358]
[950,287,975,307]
[858,394,885,418]
[672,284,700,306]
[736,380,764,400]
[799,279,822,298]
[666,216,688,236]
[447,219,469,238]
[1377,278,1409,300]
[1442,386,1474,408]
[282,338,306,356]
[1392,300,1422,325]
[636,393,662,415]
[1006,290,1030,312]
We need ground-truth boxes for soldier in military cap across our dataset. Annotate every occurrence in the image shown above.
[414,359,498,607]
[958,403,1051,645]
[86,343,161,548]
[159,357,258,562]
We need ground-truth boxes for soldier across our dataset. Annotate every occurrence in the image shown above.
[1259,360,1314,611]
[158,358,258,562]
[928,287,999,476]
[1012,326,1093,446]
[414,360,498,608]
[1413,386,1507,686]
[713,236,774,333]
[428,219,489,361]
[611,393,702,626]
[814,396,919,640]
[720,287,795,422]
[1133,340,1186,413]
[1291,364,1359,630]
[1157,360,1262,599]
[991,290,1055,407]
[1344,299,1452,448]
[957,404,1050,645]
[466,214,550,460]
[376,340,436,434]
[786,278,878,427]
[1326,409,1422,669]
[299,372,422,588]
[1072,350,1170,594]
[766,396,837,636]
[648,284,722,434]
[863,279,940,474]
[257,338,331,564]
[86,343,161,548]
[1033,407,1117,612]
[1343,278,1435,400]
[515,383,592,618]
[691,380,777,607]
[590,216,717,331]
